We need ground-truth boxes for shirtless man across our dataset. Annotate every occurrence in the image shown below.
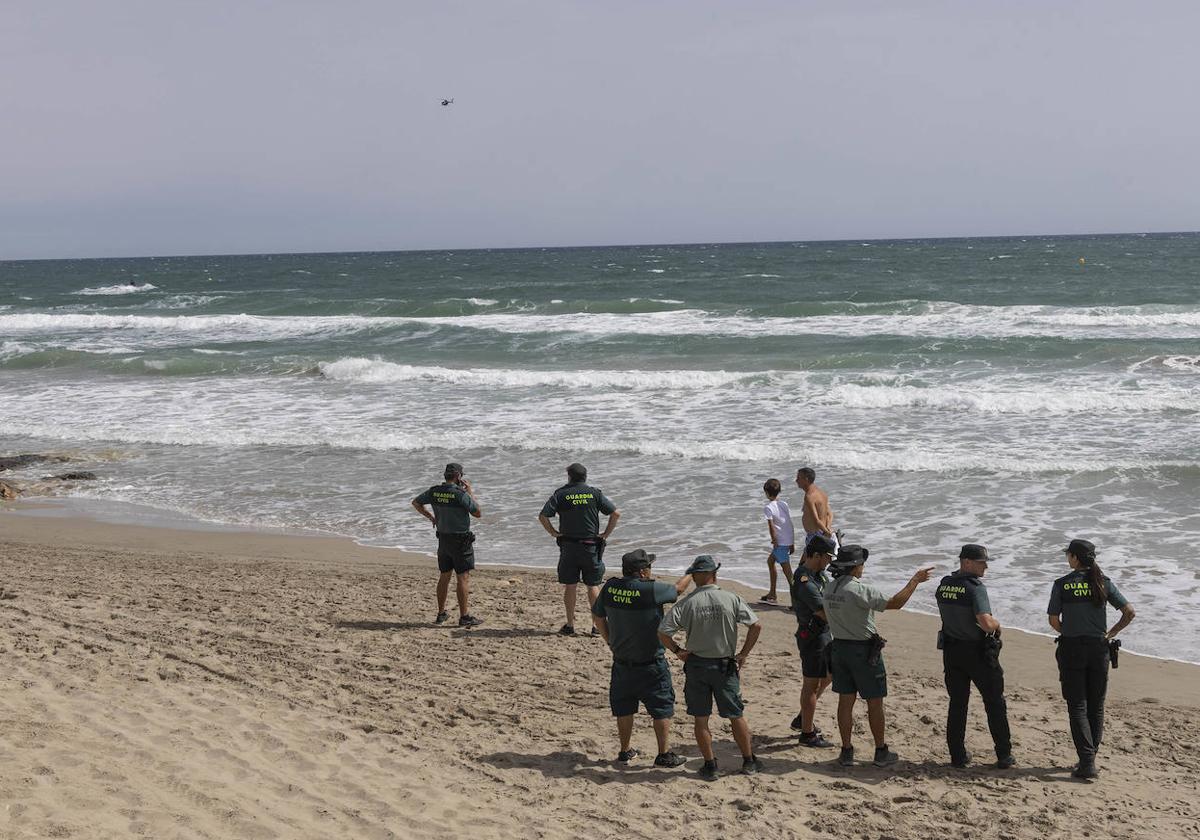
[795,467,837,552]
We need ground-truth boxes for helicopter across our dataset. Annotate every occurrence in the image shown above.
[440,98,454,106]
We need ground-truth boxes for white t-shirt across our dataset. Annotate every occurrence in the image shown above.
[763,498,795,547]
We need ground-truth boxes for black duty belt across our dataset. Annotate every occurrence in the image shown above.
[614,657,661,668]
[558,535,599,543]
[833,638,873,646]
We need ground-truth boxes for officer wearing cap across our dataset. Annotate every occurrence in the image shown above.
[789,533,837,748]
[823,544,932,768]
[411,462,483,627]
[657,555,764,781]
[1047,538,1136,779]
[935,544,1014,769]
[538,462,621,636]
[591,549,694,768]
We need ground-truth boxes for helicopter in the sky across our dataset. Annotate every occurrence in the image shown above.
[440,98,454,106]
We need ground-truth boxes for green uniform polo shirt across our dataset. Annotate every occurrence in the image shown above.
[935,572,991,641]
[823,575,889,641]
[540,481,616,539]
[1048,569,1128,638]
[592,576,678,663]
[413,482,478,534]
[791,567,829,628]
[658,584,758,659]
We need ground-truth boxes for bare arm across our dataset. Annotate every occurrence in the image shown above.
[674,574,694,596]
[735,622,763,666]
[766,518,778,546]
[1107,603,1136,639]
[976,612,1001,634]
[593,615,609,643]
[458,480,482,517]
[538,514,560,538]
[885,567,934,610]
[600,509,621,540]
[1048,615,1063,633]
[657,629,689,662]
[412,499,434,525]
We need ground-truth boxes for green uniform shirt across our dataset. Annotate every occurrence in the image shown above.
[658,584,758,659]
[540,481,616,539]
[823,575,889,641]
[413,482,478,534]
[935,572,991,641]
[1048,569,1128,638]
[592,576,679,663]
[791,567,829,631]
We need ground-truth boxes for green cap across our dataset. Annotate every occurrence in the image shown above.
[686,555,721,574]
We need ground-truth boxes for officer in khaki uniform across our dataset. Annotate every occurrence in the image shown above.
[935,544,1014,769]
[823,545,932,768]
[658,555,763,781]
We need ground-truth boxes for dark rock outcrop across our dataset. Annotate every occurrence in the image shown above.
[45,472,97,481]
[0,454,70,472]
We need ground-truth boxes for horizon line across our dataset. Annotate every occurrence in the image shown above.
[3,228,1197,264]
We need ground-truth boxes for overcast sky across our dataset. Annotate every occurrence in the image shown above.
[2,1,1198,259]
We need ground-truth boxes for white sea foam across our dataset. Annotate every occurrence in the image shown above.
[466,298,499,306]
[318,357,752,390]
[9,303,1200,342]
[75,283,158,296]
[0,340,36,359]
[824,382,1200,414]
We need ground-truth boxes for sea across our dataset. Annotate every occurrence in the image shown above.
[2,233,1198,661]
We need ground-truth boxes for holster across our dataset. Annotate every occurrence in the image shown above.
[867,633,887,666]
[1109,638,1121,669]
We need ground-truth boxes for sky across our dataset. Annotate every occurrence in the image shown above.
[2,1,1198,259]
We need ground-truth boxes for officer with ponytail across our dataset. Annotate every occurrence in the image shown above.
[1047,538,1136,779]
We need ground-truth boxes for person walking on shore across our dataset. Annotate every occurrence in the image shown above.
[760,478,795,603]
[935,544,1014,769]
[591,549,693,767]
[823,545,932,767]
[795,467,837,552]
[538,462,621,636]
[789,534,838,747]
[1048,538,1136,779]
[658,555,764,781]
[411,462,483,627]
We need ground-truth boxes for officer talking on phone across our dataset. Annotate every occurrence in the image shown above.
[412,462,483,628]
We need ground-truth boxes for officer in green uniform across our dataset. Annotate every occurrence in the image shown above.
[591,549,693,767]
[1047,538,1136,779]
[657,555,764,781]
[935,544,1014,769]
[789,534,837,747]
[823,545,932,768]
[411,462,483,627]
[538,463,621,636]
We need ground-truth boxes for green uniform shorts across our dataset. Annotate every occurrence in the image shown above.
[683,656,745,719]
[610,658,675,719]
[831,641,888,699]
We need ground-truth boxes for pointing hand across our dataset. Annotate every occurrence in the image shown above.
[911,566,934,585]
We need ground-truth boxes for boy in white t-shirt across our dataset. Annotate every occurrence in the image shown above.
[761,478,795,602]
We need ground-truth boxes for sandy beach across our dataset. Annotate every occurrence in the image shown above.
[2,506,1198,840]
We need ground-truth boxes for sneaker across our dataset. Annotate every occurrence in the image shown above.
[457,614,483,628]
[434,611,449,624]
[654,751,686,768]
[995,754,1016,770]
[698,760,720,782]
[558,624,575,636]
[873,745,899,767]
[799,731,834,748]
[741,755,764,775]
[1072,762,1098,779]
[617,748,639,763]
[589,627,601,637]
[789,713,805,732]
[838,747,855,767]
[951,751,972,769]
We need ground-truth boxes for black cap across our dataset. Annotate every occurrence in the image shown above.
[444,462,464,479]
[1064,539,1096,561]
[567,462,587,480]
[806,534,838,557]
[686,555,721,574]
[832,544,869,568]
[959,544,990,562]
[621,549,656,572]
